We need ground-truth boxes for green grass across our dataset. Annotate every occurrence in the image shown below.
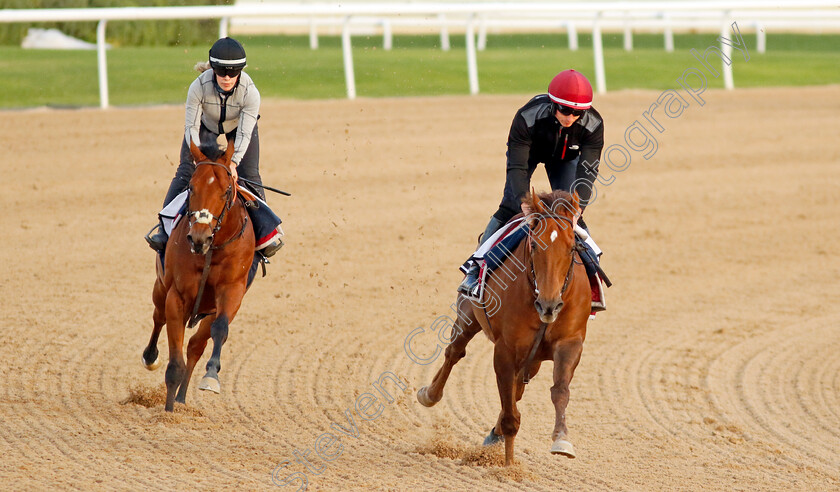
[1,32,838,108]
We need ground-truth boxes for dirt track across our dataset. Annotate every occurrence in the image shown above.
[1,86,839,490]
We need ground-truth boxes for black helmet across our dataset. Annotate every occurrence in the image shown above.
[209,37,246,71]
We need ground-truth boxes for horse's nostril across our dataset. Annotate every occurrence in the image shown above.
[535,299,561,318]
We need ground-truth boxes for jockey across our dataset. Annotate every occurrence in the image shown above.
[146,37,283,257]
[458,70,606,312]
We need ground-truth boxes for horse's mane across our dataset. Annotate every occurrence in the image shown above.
[533,190,577,217]
[199,142,225,161]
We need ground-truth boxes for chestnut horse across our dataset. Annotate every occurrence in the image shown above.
[141,140,256,412]
[417,190,591,465]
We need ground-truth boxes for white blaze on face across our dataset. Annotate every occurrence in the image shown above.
[194,209,213,225]
[550,230,558,243]
[208,176,215,185]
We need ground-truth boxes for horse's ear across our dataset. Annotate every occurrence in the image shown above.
[224,139,235,163]
[189,139,207,163]
[531,190,547,215]
[571,191,582,228]
[526,188,546,229]
[571,191,582,214]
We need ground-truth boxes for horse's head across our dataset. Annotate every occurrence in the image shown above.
[526,189,581,323]
[186,139,236,255]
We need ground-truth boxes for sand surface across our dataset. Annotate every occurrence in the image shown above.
[1,86,839,490]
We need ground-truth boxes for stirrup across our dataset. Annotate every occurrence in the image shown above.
[259,237,284,258]
[144,223,167,252]
[457,270,480,297]
[457,280,479,297]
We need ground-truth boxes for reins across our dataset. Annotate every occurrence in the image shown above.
[479,213,580,384]
[522,213,578,384]
[187,161,249,329]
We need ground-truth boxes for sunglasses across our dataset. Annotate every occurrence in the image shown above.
[556,104,585,117]
[213,67,242,78]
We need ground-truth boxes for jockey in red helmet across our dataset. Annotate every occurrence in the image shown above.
[547,68,593,111]
[458,70,606,313]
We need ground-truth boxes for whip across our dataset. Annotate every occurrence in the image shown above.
[238,177,291,196]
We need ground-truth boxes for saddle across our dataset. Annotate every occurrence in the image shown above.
[459,217,611,312]
[156,185,284,287]
[159,185,284,255]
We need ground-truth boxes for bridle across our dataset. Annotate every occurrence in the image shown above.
[520,211,581,384]
[187,161,247,251]
[525,213,580,301]
[475,209,584,385]
[186,160,249,329]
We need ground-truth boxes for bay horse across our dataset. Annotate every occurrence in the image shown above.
[417,190,591,466]
[141,139,256,412]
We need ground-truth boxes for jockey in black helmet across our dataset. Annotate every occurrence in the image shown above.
[146,37,282,257]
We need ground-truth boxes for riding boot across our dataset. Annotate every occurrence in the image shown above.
[457,263,480,296]
[478,216,505,246]
[457,216,505,296]
[144,222,168,252]
[260,236,285,258]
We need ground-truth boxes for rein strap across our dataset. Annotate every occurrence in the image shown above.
[186,160,241,329]
[189,250,213,329]
[522,213,577,384]
[523,322,548,384]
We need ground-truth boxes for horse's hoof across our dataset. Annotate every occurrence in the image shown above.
[141,354,161,371]
[198,376,220,394]
[417,386,437,407]
[550,439,576,458]
[483,427,504,446]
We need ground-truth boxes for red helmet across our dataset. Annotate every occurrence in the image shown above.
[548,70,593,110]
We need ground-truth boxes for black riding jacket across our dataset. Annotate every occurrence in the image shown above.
[506,94,605,207]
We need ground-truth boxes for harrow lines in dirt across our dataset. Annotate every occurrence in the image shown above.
[7,328,125,488]
[1,339,72,488]
[708,317,840,482]
[814,346,840,424]
[56,332,167,490]
[4,88,840,490]
[226,327,293,441]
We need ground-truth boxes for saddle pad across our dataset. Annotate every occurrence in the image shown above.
[459,218,604,302]
[459,218,527,301]
[159,190,189,236]
[158,185,283,242]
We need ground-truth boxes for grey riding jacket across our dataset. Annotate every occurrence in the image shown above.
[184,69,260,165]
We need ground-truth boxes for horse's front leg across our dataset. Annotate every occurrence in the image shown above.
[164,289,188,412]
[549,338,583,458]
[199,284,245,394]
[483,361,541,447]
[493,344,520,467]
[175,315,214,404]
[142,279,167,370]
[417,296,482,407]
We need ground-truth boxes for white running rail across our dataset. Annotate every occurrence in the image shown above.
[1,2,838,106]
